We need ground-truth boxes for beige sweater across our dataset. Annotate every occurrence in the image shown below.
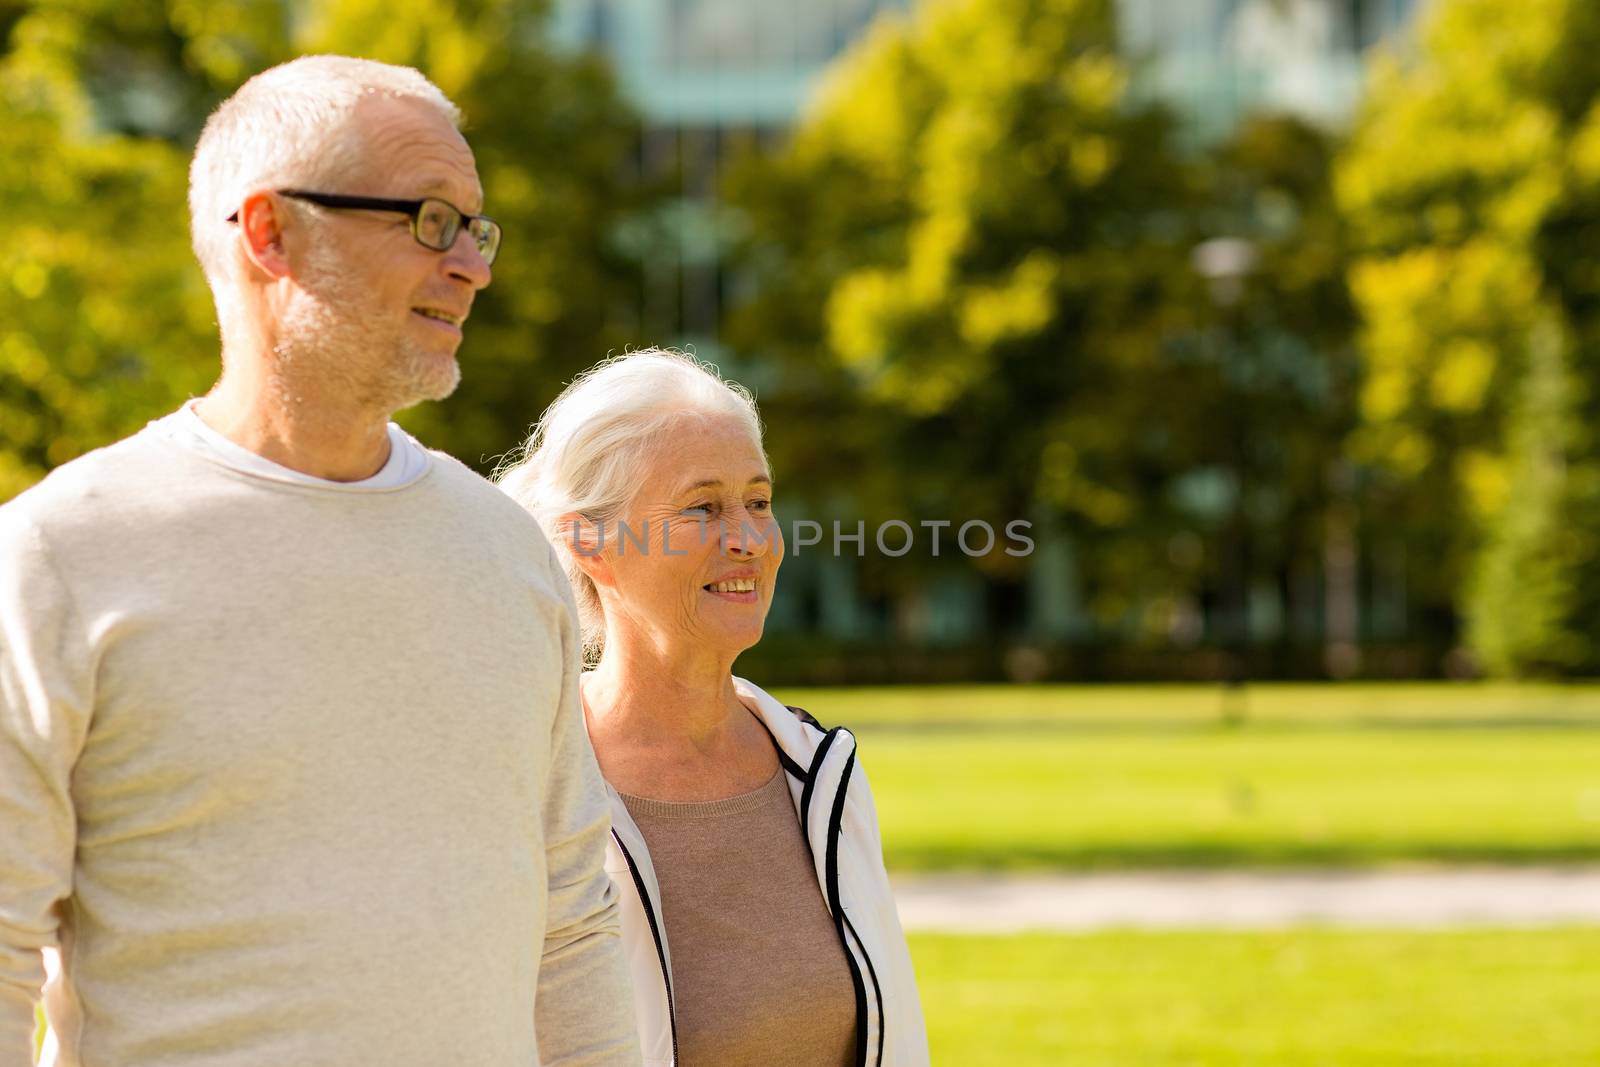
[0,427,640,1066]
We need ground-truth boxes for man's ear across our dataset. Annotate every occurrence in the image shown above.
[561,513,615,588]
[236,191,292,280]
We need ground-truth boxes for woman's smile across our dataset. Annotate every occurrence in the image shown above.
[703,573,760,602]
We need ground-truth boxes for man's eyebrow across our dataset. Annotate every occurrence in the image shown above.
[417,181,483,213]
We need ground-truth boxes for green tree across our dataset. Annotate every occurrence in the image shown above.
[725,0,1195,634]
[0,0,649,500]
[0,6,216,499]
[1185,114,1359,666]
[1466,317,1590,673]
[726,0,1355,654]
[1338,0,1600,673]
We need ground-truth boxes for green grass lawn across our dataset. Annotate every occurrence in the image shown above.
[770,684,1600,870]
[912,928,1600,1066]
[775,681,1600,729]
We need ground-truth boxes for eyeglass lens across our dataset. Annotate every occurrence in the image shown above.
[416,199,500,264]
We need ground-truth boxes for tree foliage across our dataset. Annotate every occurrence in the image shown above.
[0,0,647,500]
[1465,317,1589,673]
[726,0,1355,644]
[726,0,1193,619]
[1338,0,1600,673]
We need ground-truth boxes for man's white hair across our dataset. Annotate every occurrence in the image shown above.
[188,55,460,292]
[494,349,767,652]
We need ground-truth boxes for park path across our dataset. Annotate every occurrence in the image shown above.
[890,866,1600,932]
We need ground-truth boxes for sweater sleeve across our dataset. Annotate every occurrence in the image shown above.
[0,516,91,1059]
[533,540,641,1067]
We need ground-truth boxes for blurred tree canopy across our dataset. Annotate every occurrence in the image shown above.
[725,0,1192,629]
[724,0,1355,648]
[0,0,647,501]
[11,0,1584,678]
[1338,0,1600,674]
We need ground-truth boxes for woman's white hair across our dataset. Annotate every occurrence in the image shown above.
[188,55,459,294]
[495,348,766,652]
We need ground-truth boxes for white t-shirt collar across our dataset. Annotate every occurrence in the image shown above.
[151,400,431,489]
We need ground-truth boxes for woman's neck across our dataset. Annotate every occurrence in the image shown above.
[581,634,777,801]
[582,634,743,750]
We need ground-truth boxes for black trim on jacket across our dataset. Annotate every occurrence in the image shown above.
[754,706,815,781]
[611,829,680,1064]
[785,704,826,732]
[844,910,887,1067]
[824,749,886,1067]
[800,726,842,841]
[768,708,885,1064]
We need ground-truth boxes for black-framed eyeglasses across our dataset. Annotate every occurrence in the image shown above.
[227,190,502,265]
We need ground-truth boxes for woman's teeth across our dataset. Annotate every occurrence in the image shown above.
[706,579,756,593]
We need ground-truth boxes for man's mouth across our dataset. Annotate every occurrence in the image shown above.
[412,307,464,327]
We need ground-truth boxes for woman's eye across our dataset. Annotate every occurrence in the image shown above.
[681,503,714,517]
[748,499,772,512]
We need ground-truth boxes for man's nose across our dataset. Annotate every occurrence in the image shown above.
[443,228,492,290]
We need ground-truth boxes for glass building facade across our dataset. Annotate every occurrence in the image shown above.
[551,0,1422,131]
[1120,0,1423,138]
[548,0,912,127]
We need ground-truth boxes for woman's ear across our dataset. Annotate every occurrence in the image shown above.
[560,513,615,588]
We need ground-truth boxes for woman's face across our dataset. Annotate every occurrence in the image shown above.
[597,412,783,658]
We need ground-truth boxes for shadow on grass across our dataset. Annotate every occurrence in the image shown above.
[851,716,1600,735]
[883,840,1600,872]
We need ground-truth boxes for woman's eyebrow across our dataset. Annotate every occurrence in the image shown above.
[675,474,773,495]
[676,478,721,495]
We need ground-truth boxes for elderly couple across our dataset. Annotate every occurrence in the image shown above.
[0,56,927,1067]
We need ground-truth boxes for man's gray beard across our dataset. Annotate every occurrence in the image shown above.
[271,243,461,419]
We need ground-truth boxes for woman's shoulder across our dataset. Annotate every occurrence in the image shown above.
[783,704,825,732]
[733,675,830,736]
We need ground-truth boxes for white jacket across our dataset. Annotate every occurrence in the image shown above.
[603,677,930,1067]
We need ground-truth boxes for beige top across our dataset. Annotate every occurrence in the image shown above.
[622,770,857,1067]
[0,426,638,1066]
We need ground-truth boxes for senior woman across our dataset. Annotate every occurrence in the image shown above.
[496,349,927,1067]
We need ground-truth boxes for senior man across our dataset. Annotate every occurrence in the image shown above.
[0,56,639,1066]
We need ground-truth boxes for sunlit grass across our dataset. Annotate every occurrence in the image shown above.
[912,928,1600,1066]
[771,684,1600,870]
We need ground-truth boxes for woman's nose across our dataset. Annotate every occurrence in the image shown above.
[722,514,772,557]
